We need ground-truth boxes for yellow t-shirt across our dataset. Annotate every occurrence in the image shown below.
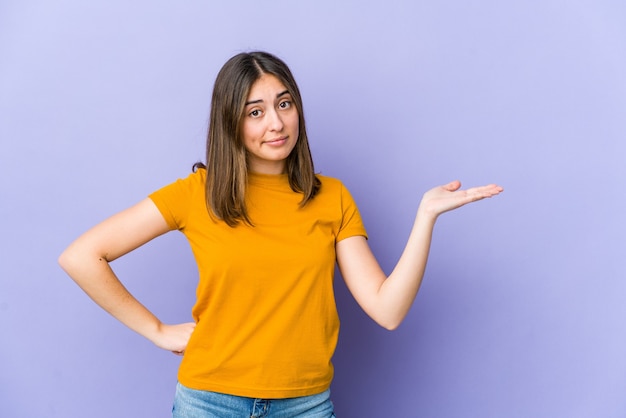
[149,169,367,398]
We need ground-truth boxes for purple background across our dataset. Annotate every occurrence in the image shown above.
[2,1,625,417]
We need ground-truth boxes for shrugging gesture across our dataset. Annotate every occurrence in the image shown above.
[59,51,504,413]
[336,180,503,330]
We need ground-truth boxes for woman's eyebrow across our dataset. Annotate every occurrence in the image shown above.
[245,90,290,106]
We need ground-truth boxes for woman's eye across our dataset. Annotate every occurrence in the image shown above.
[279,100,291,109]
[249,109,261,117]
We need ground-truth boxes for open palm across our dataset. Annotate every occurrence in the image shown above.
[419,180,504,218]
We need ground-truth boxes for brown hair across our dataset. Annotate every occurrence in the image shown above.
[194,51,320,227]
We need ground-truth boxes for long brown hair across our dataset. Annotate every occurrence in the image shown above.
[195,51,320,227]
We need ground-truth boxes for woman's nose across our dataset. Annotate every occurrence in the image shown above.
[267,108,284,131]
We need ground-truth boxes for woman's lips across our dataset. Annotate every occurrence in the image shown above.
[264,136,287,146]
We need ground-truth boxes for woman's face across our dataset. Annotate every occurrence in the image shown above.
[241,74,299,174]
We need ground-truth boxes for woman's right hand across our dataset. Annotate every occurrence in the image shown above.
[152,322,197,355]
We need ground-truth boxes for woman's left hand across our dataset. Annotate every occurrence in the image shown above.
[418,180,503,219]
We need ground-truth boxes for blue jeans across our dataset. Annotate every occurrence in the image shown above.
[172,383,336,418]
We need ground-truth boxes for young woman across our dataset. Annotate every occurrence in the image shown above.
[59,51,503,417]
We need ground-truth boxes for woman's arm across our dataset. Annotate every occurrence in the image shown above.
[336,180,503,330]
[58,198,195,354]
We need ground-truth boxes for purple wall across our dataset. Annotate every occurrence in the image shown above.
[2,1,625,417]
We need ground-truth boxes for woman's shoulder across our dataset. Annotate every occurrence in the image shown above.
[190,166,207,181]
[176,166,207,186]
[313,174,361,213]
[316,173,344,188]
[151,167,206,197]
[315,174,351,196]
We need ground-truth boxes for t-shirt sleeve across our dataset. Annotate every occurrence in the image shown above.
[336,182,368,242]
[148,170,204,231]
